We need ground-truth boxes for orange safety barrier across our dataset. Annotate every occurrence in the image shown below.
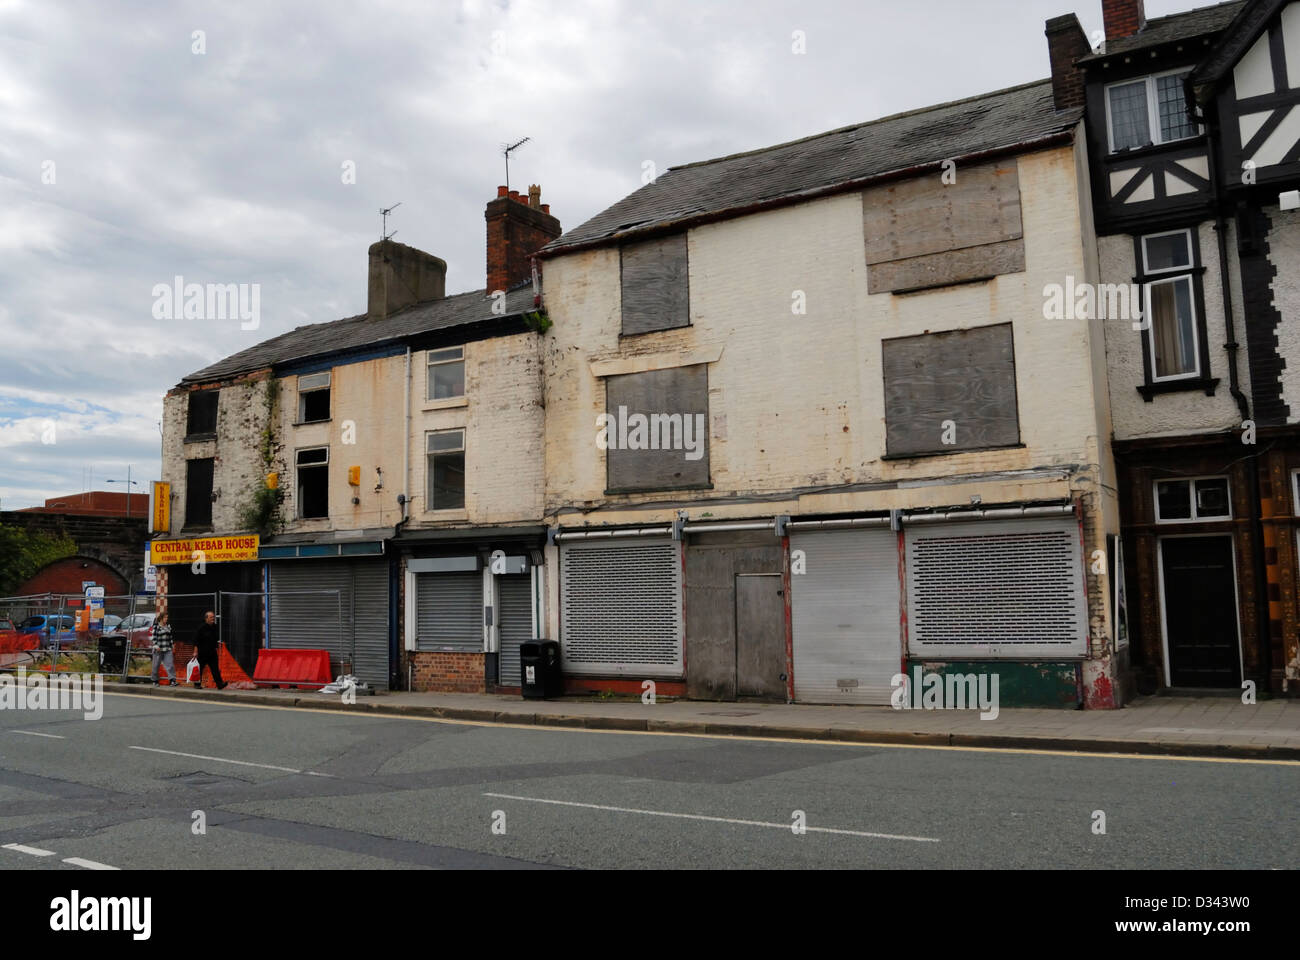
[160,642,254,688]
[250,649,333,690]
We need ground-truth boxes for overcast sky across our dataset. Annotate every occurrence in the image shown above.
[0,0,1200,509]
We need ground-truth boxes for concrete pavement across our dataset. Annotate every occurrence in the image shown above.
[94,680,1300,761]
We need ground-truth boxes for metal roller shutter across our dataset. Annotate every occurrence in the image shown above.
[497,574,532,686]
[905,517,1087,659]
[415,571,482,651]
[560,539,682,677]
[790,529,901,704]
[267,559,390,689]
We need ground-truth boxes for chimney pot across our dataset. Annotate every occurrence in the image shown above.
[541,203,550,215]
[497,185,508,198]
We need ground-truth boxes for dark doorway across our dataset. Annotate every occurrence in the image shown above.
[735,574,786,699]
[1160,536,1241,688]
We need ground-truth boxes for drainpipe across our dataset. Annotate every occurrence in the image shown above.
[400,346,411,527]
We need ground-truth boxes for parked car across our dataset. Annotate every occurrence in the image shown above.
[102,613,157,648]
[16,615,78,647]
[100,614,123,634]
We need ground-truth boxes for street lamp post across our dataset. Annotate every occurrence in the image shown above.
[105,467,140,518]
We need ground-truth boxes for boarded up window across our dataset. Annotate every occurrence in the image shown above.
[604,364,709,492]
[863,161,1024,294]
[620,233,689,335]
[882,323,1020,458]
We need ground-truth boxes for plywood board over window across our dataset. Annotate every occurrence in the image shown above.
[882,322,1020,458]
[863,161,1025,294]
[620,233,689,335]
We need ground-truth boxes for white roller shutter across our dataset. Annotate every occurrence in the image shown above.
[497,574,532,686]
[790,528,901,704]
[415,571,482,651]
[560,539,682,677]
[905,516,1087,658]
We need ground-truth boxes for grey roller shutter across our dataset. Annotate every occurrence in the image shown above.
[905,517,1087,659]
[560,539,682,677]
[790,529,901,705]
[497,574,532,686]
[267,559,390,689]
[415,571,482,651]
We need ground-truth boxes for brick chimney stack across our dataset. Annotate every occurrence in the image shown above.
[367,240,447,320]
[1045,14,1091,111]
[1102,0,1145,41]
[485,184,561,294]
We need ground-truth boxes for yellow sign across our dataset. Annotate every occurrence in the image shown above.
[151,481,171,533]
[150,535,260,565]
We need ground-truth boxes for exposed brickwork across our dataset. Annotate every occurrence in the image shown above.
[0,510,148,590]
[409,651,485,692]
[485,187,561,294]
[1045,15,1091,112]
[1102,0,1145,40]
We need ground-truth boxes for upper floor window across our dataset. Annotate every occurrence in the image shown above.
[620,233,689,336]
[298,372,331,423]
[185,390,218,438]
[296,446,329,518]
[1140,229,1203,384]
[1155,476,1230,522]
[427,347,465,401]
[184,458,214,528]
[1106,71,1199,153]
[426,429,465,510]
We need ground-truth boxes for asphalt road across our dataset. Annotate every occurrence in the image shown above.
[1,691,1297,869]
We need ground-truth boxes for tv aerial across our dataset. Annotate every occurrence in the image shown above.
[501,137,531,191]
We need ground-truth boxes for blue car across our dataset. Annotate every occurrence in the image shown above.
[16,615,79,647]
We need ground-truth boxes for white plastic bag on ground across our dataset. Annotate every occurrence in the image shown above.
[320,674,358,694]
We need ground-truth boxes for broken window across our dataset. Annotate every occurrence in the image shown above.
[296,446,329,519]
[185,390,218,438]
[298,372,331,423]
[184,458,214,528]
[427,346,465,400]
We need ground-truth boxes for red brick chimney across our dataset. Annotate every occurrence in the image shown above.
[1046,14,1091,111]
[1103,0,1145,41]
[485,184,561,294]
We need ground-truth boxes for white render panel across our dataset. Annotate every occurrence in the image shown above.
[1235,32,1275,100]
[1250,105,1300,168]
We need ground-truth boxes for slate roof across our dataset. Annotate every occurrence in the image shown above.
[180,283,537,384]
[1077,0,1247,63]
[541,79,1082,254]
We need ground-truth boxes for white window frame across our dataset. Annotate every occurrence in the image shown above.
[1141,228,1194,274]
[1105,69,1200,154]
[297,371,331,424]
[1154,475,1232,523]
[1143,275,1201,382]
[426,346,465,402]
[425,428,465,512]
[295,445,330,519]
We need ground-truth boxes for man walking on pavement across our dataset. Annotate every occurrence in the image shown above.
[193,609,226,689]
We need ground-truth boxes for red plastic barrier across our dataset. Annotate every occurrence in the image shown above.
[251,649,333,690]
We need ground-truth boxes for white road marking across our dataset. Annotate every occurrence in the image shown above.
[63,857,118,870]
[3,843,56,857]
[10,730,65,739]
[128,745,302,774]
[484,792,940,842]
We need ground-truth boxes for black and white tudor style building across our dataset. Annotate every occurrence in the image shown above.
[1051,0,1300,698]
